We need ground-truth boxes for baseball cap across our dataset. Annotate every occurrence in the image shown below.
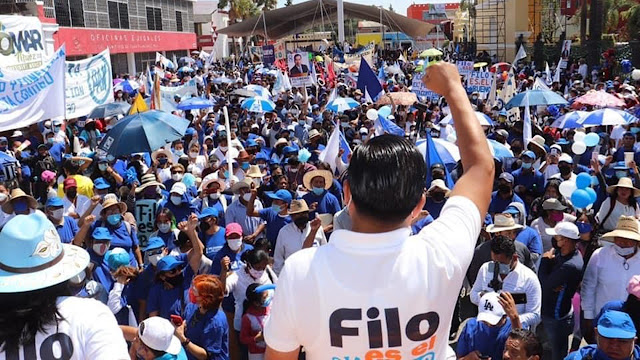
[498,172,514,183]
[522,150,536,160]
[198,207,219,220]
[225,223,243,237]
[156,256,185,273]
[138,317,182,355]
[142,236,166,252]
[503,205,520,215]
[545,221,580,240]
[63,178,78,189]
[170,182,186,196]
[597,310,636,339]
[476,292,506,326]
[92,227,111,241]
[542,198,567,211]
[266,189,293,204]
[45,197,64,208]
[105,248,129,271]
[93,177,110,190]
[559,153,573,164]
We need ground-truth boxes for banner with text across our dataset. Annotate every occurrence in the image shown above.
[160,79,197,101]
[134,199,158,249]
[336,43,375,70]
[466,71,493,98]
[65,48,114,119]
[274,41,286,61]
[0,46,66,132]
[456,61,474,77]
[0,15,47,71]
[262,45,275,65]
[411,74,440,101]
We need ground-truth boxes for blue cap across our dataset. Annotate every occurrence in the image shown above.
[556,138,570,145]
[198,207,219,220]
[498,172,514,183]
[0,136,7,143]
[93,177,110,190]
[597,310,636,339]
[499,109,508,116]
[522,150,536,159]
[105,248,129,271]
[45,197,64,208]
[312,104,320,110]
[283,146,297,155]
[156,256,185,273]
[246,139,258,147]
[266,189,293,204]
[504,206,520,215]
[185,128,196,136]
[92,227,111,241]
[255,152,269,161]
[142,236,165,252]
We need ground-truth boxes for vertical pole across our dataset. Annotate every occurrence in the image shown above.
[337,0,345,45]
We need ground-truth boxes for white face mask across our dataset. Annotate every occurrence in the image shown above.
[171,173,183,181]
[92,242,109,256]
[209,192,220,200]
[50,208,64,221]
[219,146,228,152]
[227,238,242,251]
[242,193,252,202]
[248,267,264,279]
[189,151,199,159]
[148,254,163,266]
[614,244,637,257]
[0,193,7,203]
[157,222,171,233]
[170,195,182,205]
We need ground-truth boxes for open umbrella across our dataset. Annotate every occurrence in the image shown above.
[178,66,193,73]
[212,76,235,85]
[419,48,443,58]
[549,111,589,128]
[416,138,460,165]
[180,57,195,64]
[376,92,418,106]
[241,96,276,113]
[573,90,626,108]
[113,80,140,94]
[488,139,514,160]
[474,62,488,68]
[439,111,493,126]
[326,97,359,113]
[87,102,131,119]
[144,97,179,113]
[244,84,271,99]
[490,62,512,73]
[578,108,637,127]
[231,89,260,98]
[505,89,568,109]
[177,97,215,111]
[97,111,190,156]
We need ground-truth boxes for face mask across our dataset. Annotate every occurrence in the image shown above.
[294,215,309,228]
[66,189,77,199]
[616,171,628,179]
[173,149,184,157]
[13,200,28,213]
[549,212,564,222]
[170,195,182,205]
[199,220,211,233]
[172,173,184,182]
[50,208,64,221]
[0,193,7,202]
[498,184,511,194]
[209,192,220,200]
[219,146,228,152]
[93,242,110,256]
[149,254,163,266]
[290,167,299,174]
[158,157,168,165]
[107,214,121,226]
[521,162,532,170]
[614,244,637,257]
[242,193,252,202]
[165,272,184,287]
[312,187,324,196]
[227,238,242,251]
[576,221,592,234]
[189,151,199,159]
[298,120,306,126]
[559,165,572,176]
[496,261,511,275]
[271,204,282,213]
[241,162,250,170]
[98,163,108,172]
[248,267,264,279]
[158,222,171,233]
[47,138,54,144]
[631,127,640,134]
[341,122,349,128]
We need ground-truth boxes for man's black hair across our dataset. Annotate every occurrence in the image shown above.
[490,235,516,258]
[508,329,542,357]
[347,135,426,224]
[294,54,302,60]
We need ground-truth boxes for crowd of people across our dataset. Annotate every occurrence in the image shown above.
[1,43,640,360]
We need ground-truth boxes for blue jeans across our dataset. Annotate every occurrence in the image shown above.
[542,314,574,360]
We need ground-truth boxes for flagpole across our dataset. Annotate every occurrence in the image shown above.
[337,0,345,45]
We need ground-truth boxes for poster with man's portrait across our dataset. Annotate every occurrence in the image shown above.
[287,52,313,87]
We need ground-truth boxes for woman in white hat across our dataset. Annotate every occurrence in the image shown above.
[596,177,640,232]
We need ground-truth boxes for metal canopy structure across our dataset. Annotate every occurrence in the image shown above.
[217,0,434,40]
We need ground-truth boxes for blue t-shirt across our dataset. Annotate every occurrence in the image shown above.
[566,344,640,360]
[210,243,254,312]
[423,199,446,220]
[489,191,527,216]
[511,168,545,196]
[89,252,113,292]
[456,318,512,360]
[146,278,190,320]
[302,190,341,216]
[258,208,291,248]
[515,226,543,255]
[92,220,140,267]
[411,215,434,235]
[201,227,226,260]
[183,304,229,360]
[132,264,157,317]
[55,216,79,244]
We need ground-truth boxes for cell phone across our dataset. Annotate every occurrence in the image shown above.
[511,293,527,304]
[170,315,183,326]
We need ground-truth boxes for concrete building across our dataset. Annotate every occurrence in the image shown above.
[193,0,229,60]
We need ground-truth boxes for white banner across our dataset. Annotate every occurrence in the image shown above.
[160,79,197,101]
[65,48,114,119]
[134,199,158,249]
[0,46,66,132]
[466,71,493,98]
[456,61,474,77]
[0,15,47,71]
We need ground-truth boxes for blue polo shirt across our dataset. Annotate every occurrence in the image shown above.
[210,243,254,313]
[182,304,229,360]
[159,194,200,223]
[132,264,157,316]
[489,191,526,216]
[511,168,545,196]
[146,264,191,320]
[423,199,446,219]
[201,227,226,260]
[89,252,113,292]
[515,226,543,255]
[411,214,434,235]
[55,216,79,244]
[302,190,341,216]
[456,317,512,360]
[258,208,291,248]
[92,220,140,268]
[566,344,640,360]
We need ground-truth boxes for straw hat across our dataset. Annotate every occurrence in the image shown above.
[100,197,127,215]
[601,215,640,242]
[607,177,640,197]
[230,178,252,194]
[199,174,226,193]
[151,149,173,163]
[2,188,37,214]
[136,173,166,193]
[245,165,263,178]
[288,199,310,215]
[303,169,333,190]
[528,135,547,155]
[486,213,524,233]
[427,179,451,196]
[308,129,321,139]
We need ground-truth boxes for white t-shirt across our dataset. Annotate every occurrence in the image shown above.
[264,196,481,359]
[0,296,129,360]
[595,197,640,231]
[273,222,327,275]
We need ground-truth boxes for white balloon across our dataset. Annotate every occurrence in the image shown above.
[366,108,378,120]
[572,141,587,155]
[573,131,586,142]
[632,69,640,81]
[559,180,577,199]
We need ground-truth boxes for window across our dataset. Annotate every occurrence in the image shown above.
[176,11,183,32]
[108,1,129,29]
[54,0,85,27]
[146,7,162,31]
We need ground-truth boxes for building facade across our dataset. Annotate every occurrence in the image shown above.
[193,0,229,60]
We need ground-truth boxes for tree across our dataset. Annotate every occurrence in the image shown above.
[580,0,587,44]
[587,0,604,69]
[285,0,293,6]
[218,0,267,56]
[604,0,640,41]
[388,4,395,13]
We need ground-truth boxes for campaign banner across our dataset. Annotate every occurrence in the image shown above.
[262,45,275,66]
[287,51,313,87]
[249,46,262,64]
[274,40,286,61]
[456,61,474,77]
[466,71,493,98]
[155,52,174,69]
[160,79,197,101]
[559,40,571,69]
[337,43,375,70]
[134,199,158,249]
[0,46,66,132]
[0,15,47,71]
[411,74,440,101]
[65,48,114,119]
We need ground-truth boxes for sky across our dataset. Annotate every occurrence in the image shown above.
[274,0,456,16]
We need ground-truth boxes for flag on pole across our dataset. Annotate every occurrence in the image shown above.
[553,59,562,83]
[150,74,162,111]
[522,94,532,150]
[424,132,454,189]
[129,93,149,115]
[545,62,552,84]
[374,114,405,137]
[310,61,318,85]
[357,56,383,100]
[319,123,345,172]
[339,131,352,163]
[364,88,373,104]
[327,87,338,103]
[145,67,154,95]
[513,45,527,64]
[172,54,178,68]
[532,77,550,91]
[377,62,386,82]
[487,71,497,108]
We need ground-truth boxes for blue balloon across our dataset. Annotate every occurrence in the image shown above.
[571,189,592,209]
[584,133,600,147]
[585,187,597,204]
[576,173,592,189]
[622,60,633,74]
[378,106,392,119]
[548,105,560,118]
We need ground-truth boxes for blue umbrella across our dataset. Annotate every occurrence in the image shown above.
[505,89,568,109]
[178,66,193,73]
[549,111,588,128]
[113,80,140,94]
[244,84,271,98]
[440,111,493,126]
[241,97,276,113]
[416,138,460,166]
[97,111,189,156]
[488,139,514,160]
[578,108,638,127]
[212,76,235,84]
[326,97,359,113]
[177,97,215,111]
[144,97,179,113]
[87,102,131,119]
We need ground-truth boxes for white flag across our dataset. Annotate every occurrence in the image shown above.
[523,94,532,149]
[487,71,497,108]
[553,58,562,83]
[513,45,527,64]
[319,124,341,172]
[532,77,550,91]
[545,62,552,84]
[328,88,338,103]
